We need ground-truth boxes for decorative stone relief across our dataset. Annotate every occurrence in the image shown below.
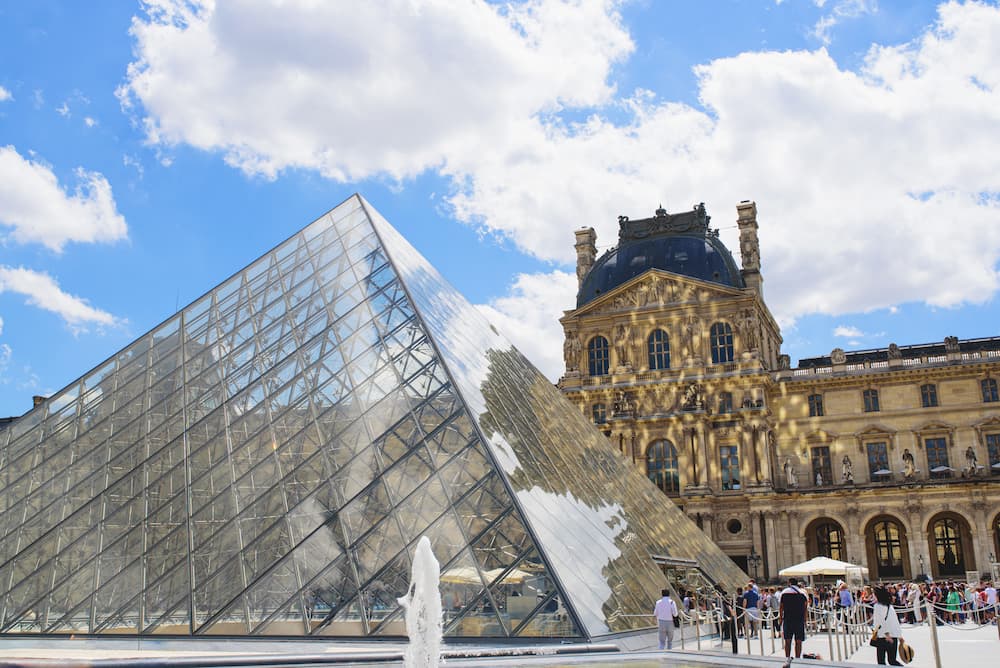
[830,348,847,364]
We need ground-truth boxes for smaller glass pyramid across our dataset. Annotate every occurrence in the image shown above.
[0,195,746,639]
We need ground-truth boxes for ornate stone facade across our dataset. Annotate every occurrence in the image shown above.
[559,201,1000,582]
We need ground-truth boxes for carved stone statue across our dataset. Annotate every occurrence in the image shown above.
[682,383,703,410]
[888,343,902,360]
[841,455,854,484]
[902,449,916,479]
[966,446,979,475]
[778,354,791,370]
[614,324,631,368]
[738,308,759,352]
[563,332,581,372]
[830,348,847,365]
[784,458,797,488]
[944,335,960,353]
[684,316,701,358]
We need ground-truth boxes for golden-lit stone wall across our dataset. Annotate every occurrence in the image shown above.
[558,202,1000,583]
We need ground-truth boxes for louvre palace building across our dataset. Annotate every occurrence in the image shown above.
[558,201,1000,583]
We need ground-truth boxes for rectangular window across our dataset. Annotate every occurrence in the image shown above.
[811,446,832,486]
[987,434,1000,476]
[866,442,889,482]
[920,384,938,408]
[718,392,733,414]
[592,403,607,424]
[807,393,824,417]
[926,437,950,479]
[863,389,880,413]
[982,379,999,403]
[720,445,740,491]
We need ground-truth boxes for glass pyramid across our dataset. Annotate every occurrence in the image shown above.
[0,195,746,639]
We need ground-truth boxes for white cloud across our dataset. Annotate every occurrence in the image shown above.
[56,102,69,117]
[121,0,1000,365]
[0,86,11,102]
[0,343,11,383]
[0,266,123,332]
[119,0,633,180]
[812,0,878,45]
[84,116,97,128]
[0,315,3,335]
[833,325,863,337]
[0,145,128,252]
[476,270,577,380]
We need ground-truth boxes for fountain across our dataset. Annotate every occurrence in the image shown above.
[399,536,443,668]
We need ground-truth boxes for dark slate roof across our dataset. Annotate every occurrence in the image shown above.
[576,204,745,308]
[796,336,1000,368]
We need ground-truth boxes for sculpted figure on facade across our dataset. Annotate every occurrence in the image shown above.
[614,323,631,368]
[888,343,902,360]
[738,308,759,352]
[778,354,791,370]
[683,316,701,359]
[965,446,979,476]
[682,383,703,410]
[783,458,797,487]
[841,455,854,484]
[944,335,960,353]
[563,331,581,372]
[830,348,847,364]
[902,448,916,480]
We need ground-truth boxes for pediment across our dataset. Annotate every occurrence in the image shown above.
[571,269,745,318]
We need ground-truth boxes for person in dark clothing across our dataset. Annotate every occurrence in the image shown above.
[779,577,808,660]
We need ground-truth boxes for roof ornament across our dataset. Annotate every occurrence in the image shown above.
[655,204,667,217]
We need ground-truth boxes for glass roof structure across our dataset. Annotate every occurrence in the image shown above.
[0,195,746,639]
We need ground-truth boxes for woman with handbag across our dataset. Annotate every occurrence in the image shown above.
[871,586,904,665]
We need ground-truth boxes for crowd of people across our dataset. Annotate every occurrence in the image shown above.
[660,576,999,665]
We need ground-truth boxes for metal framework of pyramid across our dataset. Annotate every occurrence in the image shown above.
[0,195,746,639]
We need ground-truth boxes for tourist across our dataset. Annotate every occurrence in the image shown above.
[742,582,761,638]
[872,586,904,666]
[653,588,678,650]
[779,577,808,660]
[985,581,997,622]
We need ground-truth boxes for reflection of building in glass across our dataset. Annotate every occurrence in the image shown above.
[560,201,1000,581]
[0,195,745,640]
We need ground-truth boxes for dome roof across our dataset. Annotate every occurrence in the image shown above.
[576,204,745,308]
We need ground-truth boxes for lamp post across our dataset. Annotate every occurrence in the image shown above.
[748,547,762,580]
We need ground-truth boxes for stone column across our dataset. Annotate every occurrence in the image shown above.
[764,511,779,579]
[697,421,711,492]
[903,500,924,578]
[843,505,863,566]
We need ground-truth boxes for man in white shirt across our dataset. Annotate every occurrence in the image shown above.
[986,582,998,622]
[654,589,679,650]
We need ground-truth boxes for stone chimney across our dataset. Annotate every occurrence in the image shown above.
[574,227,597,289]
[736,201,763,294]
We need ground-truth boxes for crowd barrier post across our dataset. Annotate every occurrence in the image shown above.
[926,600,942,668]
[695,608,701,652]
[825,609,834,661]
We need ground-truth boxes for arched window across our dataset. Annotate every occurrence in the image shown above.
[710,322,734,364]
[588,336,609,376]
[646,440,680,494]
[930,515,972,577]
[806,519,845,560]
[994,513,1000,564]
[867,517,908,580]
[648,329,671,370]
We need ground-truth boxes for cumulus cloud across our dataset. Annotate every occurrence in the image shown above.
[121,0,1000,378]
[120,0,632,180]
[0,86,11,102]
[0,145,128,252]
[0,266,123,333]
[833,325,863,337]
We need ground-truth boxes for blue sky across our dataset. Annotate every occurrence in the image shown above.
[1,0,998,417]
